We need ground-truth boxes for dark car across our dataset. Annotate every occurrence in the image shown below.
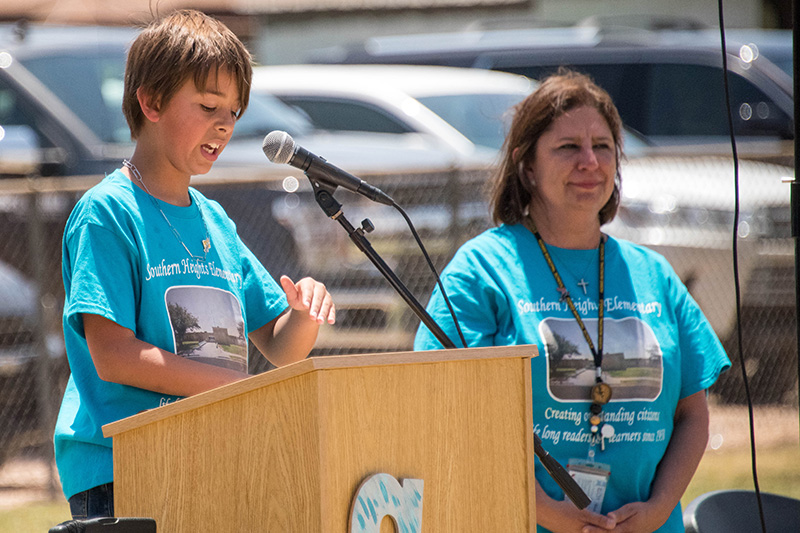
[311,24,794,165]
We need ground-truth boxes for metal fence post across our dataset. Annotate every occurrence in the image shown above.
[446,166,462,260]
[26,181,58,499]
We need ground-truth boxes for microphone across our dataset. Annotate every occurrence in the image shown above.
[262,130,394,206]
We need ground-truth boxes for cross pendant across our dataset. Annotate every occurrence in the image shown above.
[577,278,589,295]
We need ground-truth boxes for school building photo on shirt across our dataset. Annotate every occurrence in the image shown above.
[541,316,664,401]
[166,286,248,372]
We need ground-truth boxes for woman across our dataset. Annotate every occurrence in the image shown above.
[414,70,730,533]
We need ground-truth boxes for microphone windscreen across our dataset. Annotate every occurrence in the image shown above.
[262,130,295,164]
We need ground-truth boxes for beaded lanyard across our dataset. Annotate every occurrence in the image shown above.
[525,218,612,449]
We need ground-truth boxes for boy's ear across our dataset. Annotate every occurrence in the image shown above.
[136,87,162,123]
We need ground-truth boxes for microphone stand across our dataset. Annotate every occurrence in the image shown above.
[308,177,591,510]
[309,179,456,350]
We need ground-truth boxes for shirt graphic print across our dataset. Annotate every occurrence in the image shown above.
[166,285,247,372]
[540,317,664,402]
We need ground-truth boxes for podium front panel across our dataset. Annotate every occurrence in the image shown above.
[107,346,537,532]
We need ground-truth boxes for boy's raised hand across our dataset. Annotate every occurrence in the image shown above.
[280,275,336,325]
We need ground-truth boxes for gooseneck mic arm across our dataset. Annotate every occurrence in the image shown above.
[262,131,590,509]
[305,178,457,350]
[262,131,454,349]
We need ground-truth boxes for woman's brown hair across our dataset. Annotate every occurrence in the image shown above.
[490,69,624,226]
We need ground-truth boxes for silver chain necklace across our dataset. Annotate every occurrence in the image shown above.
[550,250,597,295]
[123,159,211,263]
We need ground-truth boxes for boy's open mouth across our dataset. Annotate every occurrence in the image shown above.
[202,143,220,155]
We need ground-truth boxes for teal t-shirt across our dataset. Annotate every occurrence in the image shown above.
[415,224,730,532]
[55,170,288,499]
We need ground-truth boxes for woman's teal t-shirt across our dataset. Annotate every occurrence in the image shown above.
[415,224,730,533]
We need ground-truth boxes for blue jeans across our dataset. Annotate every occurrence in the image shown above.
[68,482,114,519]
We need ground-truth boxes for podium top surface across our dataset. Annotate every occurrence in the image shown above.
[102,344,537,438]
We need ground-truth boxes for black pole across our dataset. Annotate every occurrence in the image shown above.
[793,0,800,438]
[309,177,591,509]
[309,179,457,349]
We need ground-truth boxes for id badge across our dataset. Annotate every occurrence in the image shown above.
[567,459,611,514]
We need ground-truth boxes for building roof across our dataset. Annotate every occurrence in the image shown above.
[0,0,523,25]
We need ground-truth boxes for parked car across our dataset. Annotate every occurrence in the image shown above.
[310,24,794,165]
[250,63,788,273]
[0,259,37,371]
[0,258,68,468]
[253,64,536,153]
[252,64,661,156]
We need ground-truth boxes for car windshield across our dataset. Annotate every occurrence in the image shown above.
[23,51,131,144]
[21,50,314,144]
[417,92,526,150]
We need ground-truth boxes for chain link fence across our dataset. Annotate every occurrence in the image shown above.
[0,157,796,499]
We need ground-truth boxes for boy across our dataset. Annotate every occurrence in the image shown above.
[54,10,335,519]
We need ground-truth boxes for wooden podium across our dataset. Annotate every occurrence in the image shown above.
[103,345,538,532]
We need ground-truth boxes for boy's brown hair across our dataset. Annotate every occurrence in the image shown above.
[122,9,253,139]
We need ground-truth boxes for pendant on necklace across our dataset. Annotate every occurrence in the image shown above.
[591,382,613,405]
[202,238,211,254]
[577,278,589,295]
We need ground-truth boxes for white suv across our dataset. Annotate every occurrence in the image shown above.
[253,64,537,156]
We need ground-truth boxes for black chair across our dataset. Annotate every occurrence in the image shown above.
[683,489,800,533]
[49,517,156,533]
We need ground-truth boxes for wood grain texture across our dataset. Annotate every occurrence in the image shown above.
[110,346,538,532]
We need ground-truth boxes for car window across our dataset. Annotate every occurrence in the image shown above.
[233,92,314,140]
[418,92,526,150]
[0,74,63,154]
[645,63,792,138]
[22,53,129,144]
[279,97,416,134]
[504,62,792,140]
[0,76,34,130]
[502,63,653,134]
[21,50,314,145]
